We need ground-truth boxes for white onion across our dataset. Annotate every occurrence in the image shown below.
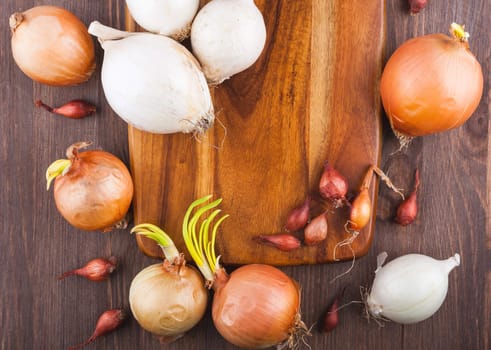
[191,0,266,84]
[125,0,199,40]
[88,21,214,134]
[366,252,460,324]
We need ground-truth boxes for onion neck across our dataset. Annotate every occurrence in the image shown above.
[450,23,469,43]
[211,267,229,292]
[9,13,23,32]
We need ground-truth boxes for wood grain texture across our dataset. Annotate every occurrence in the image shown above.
[129,0,384,265]
[0,0,489,349]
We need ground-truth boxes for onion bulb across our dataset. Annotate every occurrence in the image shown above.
[191,0,267,84]
[10,5,95,86]
[125,0,199,40]
[46,142,134,231]
[183,196,310,349]
[366,252,460,324]
[130,224,208,343]
[88,21,214,134]
[381,23,483,140]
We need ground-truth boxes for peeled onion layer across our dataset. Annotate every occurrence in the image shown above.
[381,27,483,138]
[125,0,199,40]
[212,265,307,349]
[129,263,208,342]
[10,6,95,86]
[191,0,267,84]
[89,22,214,134]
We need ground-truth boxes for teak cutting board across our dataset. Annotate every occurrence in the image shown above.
[127,0,384,265]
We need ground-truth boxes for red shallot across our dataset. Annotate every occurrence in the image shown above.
[36,99,96,119]
[68,308,126,349]
[319,162,348,207]
[396,169,420,226]
[409,0,427,14]
[255,234,301,251]
[284,197,311,231]
[304,212,328,246]
[58,256,117,281]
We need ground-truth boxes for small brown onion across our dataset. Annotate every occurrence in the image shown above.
[380,23,483,138]
[10,5,95,86]
[129,262,208,343]
[212,265,305,349]
[46,142,133,231]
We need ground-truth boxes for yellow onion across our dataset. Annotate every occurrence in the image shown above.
[380,23,483,139]
[212,265,303,349]
[183,196,310,349]
[46,142,133,231]
[129,224,208,343]
[10,5,95,86]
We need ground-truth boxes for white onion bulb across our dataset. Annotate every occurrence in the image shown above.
[88,21,214,134]
[191,0,267,84]
[367,252,460,324]
[125,0,199,40]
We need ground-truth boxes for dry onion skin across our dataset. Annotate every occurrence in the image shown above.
[46,142,134,231]
[183,196,310,349]
[10,5,95,86]
[130,224,208,343]
[380,23,483,141]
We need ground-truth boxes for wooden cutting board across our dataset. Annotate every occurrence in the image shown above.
[127,0,384,265]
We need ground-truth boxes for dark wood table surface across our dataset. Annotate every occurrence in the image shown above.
[1,1,489,349]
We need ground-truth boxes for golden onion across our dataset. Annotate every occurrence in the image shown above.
[380,23,483,139]
[10,5,95,86]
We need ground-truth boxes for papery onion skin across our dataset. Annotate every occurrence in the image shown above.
[381,32,483,137]
[125,0,199,40]
[212,264,301,349]
[129,262,208,341]
[10,6,95,86]
[53,149,133,231]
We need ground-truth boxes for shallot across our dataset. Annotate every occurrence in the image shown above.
[284,197,311,231]
[58,256,117,281]
[255,234,301,251]
[396,169,420,226]
[68,308,126,349]
[35,99,96,119]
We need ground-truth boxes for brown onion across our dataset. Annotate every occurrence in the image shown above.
[46,142,133,231]
[212,265,305,349]
[380,23,483,139]
[10,6,95,86]
[182,197,309,349]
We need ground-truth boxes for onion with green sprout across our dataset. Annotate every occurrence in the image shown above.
[129,223,208,343]
[183,195,310,349]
